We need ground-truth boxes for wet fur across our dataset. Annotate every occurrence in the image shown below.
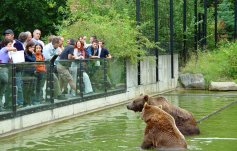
[127,95,200,135]
[141,103,187,149]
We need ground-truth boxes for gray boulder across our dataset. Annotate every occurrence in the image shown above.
[179,73,205,89]
[209,82,237,91]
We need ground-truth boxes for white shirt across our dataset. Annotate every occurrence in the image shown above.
[32,38,45,47]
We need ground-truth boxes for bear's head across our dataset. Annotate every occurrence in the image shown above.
[141,102,163,122]
[127,94,149,112]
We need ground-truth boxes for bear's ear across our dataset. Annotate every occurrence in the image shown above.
[144,102,148,106]
[144,95,149,102]
[144,102,150,109]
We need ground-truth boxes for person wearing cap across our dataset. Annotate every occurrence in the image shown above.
[32,29,45,47]
[2,29,25,107]
[1,29,24,51]
[0,38,17,111]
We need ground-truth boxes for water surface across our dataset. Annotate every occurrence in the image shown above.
[0,90,236,151]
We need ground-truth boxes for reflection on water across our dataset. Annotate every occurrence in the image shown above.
[0,90,237,151]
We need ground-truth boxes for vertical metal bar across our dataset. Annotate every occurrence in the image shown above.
[203,0,207,48]
[154,0,159,81]
[79,60,83,98]
[12,64,17,113]
[202,14,205,48]
[183,0,187,64]
[235,0,237,40]
[104,59,108,94]
[49,64,54,103]
[198,13,202,43]
[124,59,127,91]
[136,0,140,25]
[215,0,218,46]
[194,0,198,51]
[136,0,141,85]
[170,0,174,79]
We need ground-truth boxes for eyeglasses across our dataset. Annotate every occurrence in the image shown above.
[36,33,41,35]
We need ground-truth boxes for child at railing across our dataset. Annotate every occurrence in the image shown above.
[34,44,46,104]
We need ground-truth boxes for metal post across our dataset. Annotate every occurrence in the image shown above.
[136,0,141,85]
[49,63,54,103]
[234,0,237,40]
[198,13,202,43]
[202,14,205,48]
[214,0,218,46]
[170,0,174,79]
[194,0,198,51]
[183,0,187,65]
[104,59,108,94]
[203,0,207,48]
[154,0,159,81]
[79,60,83,98]
[12,64,17,113]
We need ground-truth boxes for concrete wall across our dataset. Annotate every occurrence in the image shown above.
[0,54,178,137]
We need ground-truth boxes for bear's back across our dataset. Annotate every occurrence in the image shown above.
[142,103,187,149]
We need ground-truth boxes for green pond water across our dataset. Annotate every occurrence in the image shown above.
[0,90,237,151]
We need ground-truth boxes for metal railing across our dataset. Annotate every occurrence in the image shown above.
[0,58,126,121]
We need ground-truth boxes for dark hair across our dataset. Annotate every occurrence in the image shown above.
[91,35,97,39]
[25,41,35,52]
[34,44,43,53]
[2,38,13,46]
[68,38,75,45]
[98,40,105,45]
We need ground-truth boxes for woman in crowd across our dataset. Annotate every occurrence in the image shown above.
[72,40,93,94]
[23,41,37,106]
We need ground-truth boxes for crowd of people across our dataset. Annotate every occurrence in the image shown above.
[0,29,112,111]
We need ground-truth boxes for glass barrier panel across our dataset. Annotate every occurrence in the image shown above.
[14,62,52,111]
[84,59,105,96]
[0,64,13,114]
[56,60,81,102]
[106,58,126,92]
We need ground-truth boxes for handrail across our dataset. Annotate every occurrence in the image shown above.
[0,58,126,121]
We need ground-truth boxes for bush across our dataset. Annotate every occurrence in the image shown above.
[181,42,237,83]
[59,8,155,63]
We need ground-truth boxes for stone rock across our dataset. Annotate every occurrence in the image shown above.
[209,82,237,91]
[179,73,205,89]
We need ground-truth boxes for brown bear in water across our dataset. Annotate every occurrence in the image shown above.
[141,103,187,150]
[127,94,200,135]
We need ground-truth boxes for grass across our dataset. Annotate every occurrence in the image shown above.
[181,41,237,84]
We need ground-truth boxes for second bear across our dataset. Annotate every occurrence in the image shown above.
[127,94,200,135]
[141,103,187,150]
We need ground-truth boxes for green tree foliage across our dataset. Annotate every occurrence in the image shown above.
[218,0,234,35]
[61,0,155,63]
[0,0,70,36]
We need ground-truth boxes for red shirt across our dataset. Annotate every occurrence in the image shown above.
[35,53,46,72]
